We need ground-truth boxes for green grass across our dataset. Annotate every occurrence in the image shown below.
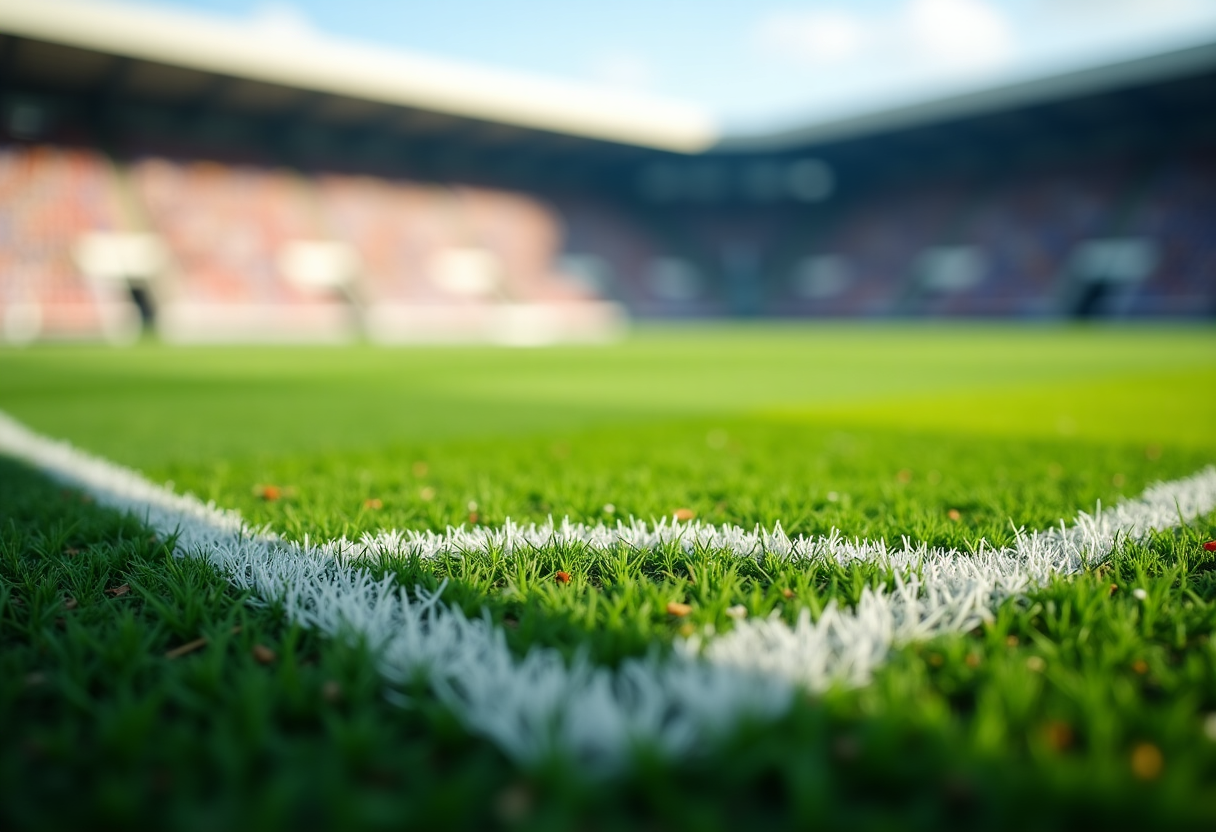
[1,325,1212,466]
[2,325,1216,829]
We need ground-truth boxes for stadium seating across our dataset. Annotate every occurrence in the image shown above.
[551,196,660,310]
[944,161,1135,316]
[556,196,744,317]
[0,143,140,343]
[767,156,1184,319]
[669,207,807,317]
[2,139,1210,341]
[1120,150,1216,316]
[773,181,969,317]
[317,175,620,344]
[131,158,357,343]
[316,174,455,306]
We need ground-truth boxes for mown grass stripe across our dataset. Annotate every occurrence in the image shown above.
[2,409,1213,772]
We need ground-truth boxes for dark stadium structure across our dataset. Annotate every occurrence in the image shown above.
[2,0,1214,343]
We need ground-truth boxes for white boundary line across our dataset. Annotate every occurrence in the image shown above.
[2,410,1214,771]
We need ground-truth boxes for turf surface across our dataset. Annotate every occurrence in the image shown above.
[2,325,1216,829]
[1,325,1212,465]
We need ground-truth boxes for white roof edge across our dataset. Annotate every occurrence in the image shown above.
[0,0,718,153]
[718,30,1216,153]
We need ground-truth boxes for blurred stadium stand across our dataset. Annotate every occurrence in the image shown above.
[0,143,141,343]
[0,0,1213,343]
[132,157,358,342]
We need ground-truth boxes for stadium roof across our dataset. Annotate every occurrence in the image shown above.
[2,0,1215,158]
[0,0,716,153]
[719,29,1216,153]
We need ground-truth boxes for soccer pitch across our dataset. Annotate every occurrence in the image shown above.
[2,325,1216,830]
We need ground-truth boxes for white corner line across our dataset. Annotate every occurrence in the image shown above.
[1,410,1213,771]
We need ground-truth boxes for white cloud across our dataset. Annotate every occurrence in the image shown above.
[1027,0,1216,41]
[1036,0,1208,16]
[752,9,870,66]
[250,2,316,40]
[751,0,1013,70]
[589,51,655,89]
[907,0,1012,66]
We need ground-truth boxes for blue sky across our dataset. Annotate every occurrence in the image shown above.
[134,0,1216,131]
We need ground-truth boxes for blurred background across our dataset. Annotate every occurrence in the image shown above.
[1,0,1214,346]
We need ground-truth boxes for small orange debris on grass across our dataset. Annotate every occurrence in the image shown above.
[165,636,209,660]
[164,625,242,660]
[672,508,695,522]
[493,782,534,824]
[947,509,962,522]
[554,571,571,584]
[1131,659,1149,675]
[1130,743,1164,780]
[781,587,795,599]
[363,498,383,510]
[666,601,693,617]
[252,644,277,664]
[896,469,913,484]
[105,584,130,598]
[255,484,282,501]
[1043,721,1074,752]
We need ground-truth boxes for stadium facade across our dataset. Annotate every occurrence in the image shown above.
[1,0,1214,344]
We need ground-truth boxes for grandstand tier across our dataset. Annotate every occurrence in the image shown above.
[0,140,623,344]
[0,143,141,343]
[1,0,1214,339]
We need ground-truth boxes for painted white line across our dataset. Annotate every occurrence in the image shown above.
[2,410,1214,771]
